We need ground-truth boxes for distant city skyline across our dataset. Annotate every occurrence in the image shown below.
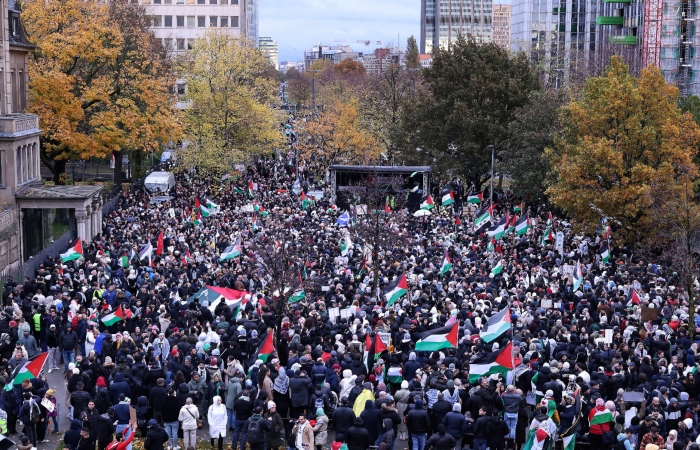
[259,0,421,63]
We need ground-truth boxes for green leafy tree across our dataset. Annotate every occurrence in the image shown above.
[396,35,539,189]
[406,36,420,69]
[501,89,565,201]
[546,57,700,244]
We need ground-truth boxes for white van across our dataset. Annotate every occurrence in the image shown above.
[144,171,175,193]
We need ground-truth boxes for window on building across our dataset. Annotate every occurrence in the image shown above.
[177,83,186,95]
[209,16,217,26]
[231,15,239,27]
[10,71,17,113]
[153,0,161,4]
[164,38,173,49]
[176,0,184,4]
[187,16,195,27]
[0,151,3,186]
[210,0,217,4]
[164,15,173,27]
[197,0,205,4]
[19,71,25,111]
[164,0,172,4]
[187,40,194,50]
[220,16,228,27]
[176,15,185,27]
[151,16,162,27]
[16,147,21,183]
[197,16,205,27]
[220,0,227,4]
[177,38,185,50]
[131,0,138,4]
[230,0,237,3]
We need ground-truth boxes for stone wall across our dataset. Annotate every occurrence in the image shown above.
[0,207,19,273]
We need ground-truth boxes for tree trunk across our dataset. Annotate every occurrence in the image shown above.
[113,150,123,187]
[690,280,696,342]
[54,159,67,185]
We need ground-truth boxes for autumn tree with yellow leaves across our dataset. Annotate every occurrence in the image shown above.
[177,30,283,177]
[298,99,380,173]
[546,57,700,244]
[22,0,180,184]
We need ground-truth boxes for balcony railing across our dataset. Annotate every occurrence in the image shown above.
[0,114,39,134]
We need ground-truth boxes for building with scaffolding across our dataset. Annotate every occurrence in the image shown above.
[420,0,493,53]
[660,0,698,96]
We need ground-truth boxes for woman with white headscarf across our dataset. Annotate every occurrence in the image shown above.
[208,395,227,450]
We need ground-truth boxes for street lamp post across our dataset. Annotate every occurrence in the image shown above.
[488,144,495,206]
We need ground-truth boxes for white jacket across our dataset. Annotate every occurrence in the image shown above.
[179,404,199,430]
[207,403,227,438]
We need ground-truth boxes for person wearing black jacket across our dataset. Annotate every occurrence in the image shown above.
[425,424,456,450]
[96,408,116,450]
[442,403,467,449]
[473,407,490,450]
[487,409,510,450]
[332,398,356,438]
[148,378,168,424]
[144,419,169,450]
[407,399,431,450]
[161,388,182,450]
[346,417,371,450]
[70,382,91,419]
[64,418,83,450]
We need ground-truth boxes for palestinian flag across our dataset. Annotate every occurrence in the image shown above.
[195,198,211,218]
[357,257,367,278]
[629,289,641,305]
[540,397,560,425]
[206,198,220,214]
[415,322,458,352]
[590,408,614,426]
[480,308,512,343]
[541,224,554,246]
[600,242,610,264]
[120,253,130,268]
[562,431,576,450]
[468,341,513,383]
[487,214,508,240]
[366,334,388,368]
[234,187,245,195]
[248,180,256,197]
[491,259,503,276]
[385,197,391,213]
[101,305,125,326]
[439,250,452,276]
[507,214,517,234]
[193,209,202,226]
[530,372,544,405]
[522,424,553,450]
[288,270,306,303]
[420,194,435,210]
[256,333,275,363]
[383,272,408,306]
[467,192,483,204]
[455,216,461,226]
[473,207,491,232]
[487,238,495,253]
[515,214,531,236]
[60,241,83,262]
[546,211,553,225]
[301,191,313,210]
[302,262,308,280]
[514,203,522,213]
[573,260,583,292]
[5,352,49,391]
[340,236,353,256]
[442,191,455,206]
[387,366,403,384]
[220,239,242,261]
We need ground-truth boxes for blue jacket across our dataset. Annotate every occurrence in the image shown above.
[64,418,83,450]
[110,373,131,406]
[114,403,131,425]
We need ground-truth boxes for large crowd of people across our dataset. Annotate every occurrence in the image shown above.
[0,142,696,450]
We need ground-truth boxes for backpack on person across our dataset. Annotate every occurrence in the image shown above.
[30,400,42,423]
[246,416,262,444]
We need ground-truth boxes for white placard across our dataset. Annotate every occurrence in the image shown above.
[554,302,562,309]
[540,299,553,309]
[241,204,254,213]
[555,231,564,256]
[41,397,55,413]
[379,332,392,347]
[604,329,614,344]
[328,307,339,323]
[340,308,354,319]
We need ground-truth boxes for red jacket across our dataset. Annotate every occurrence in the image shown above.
[106,428,135,450]
[588,406,613,434]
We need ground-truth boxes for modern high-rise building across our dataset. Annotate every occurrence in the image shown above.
[492,4,511,49]
[136,0,257,52]
[259,37,279,70]
[511,0,599,86]
[420,0,493,53]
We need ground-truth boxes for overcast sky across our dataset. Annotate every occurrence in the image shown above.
[259,0,421,63]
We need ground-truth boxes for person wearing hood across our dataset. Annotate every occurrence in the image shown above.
[144,419,169,450]
[344,417,370,450]
[225,373,242,430]
[312,406,329,450]
[380,417,395,450]
[64,418,84,450]
[407,399,431,450]
[208,395,228,450]
[589,397,615,449]
[404,352,421,381]
[109,373,130,406]
[360,399,381,445]
[665,429,678,450]
[339,369,355,400]
[666,398,683,431]
[442,402,467,449]
[97,407,117,450]
[352,382,375,417]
